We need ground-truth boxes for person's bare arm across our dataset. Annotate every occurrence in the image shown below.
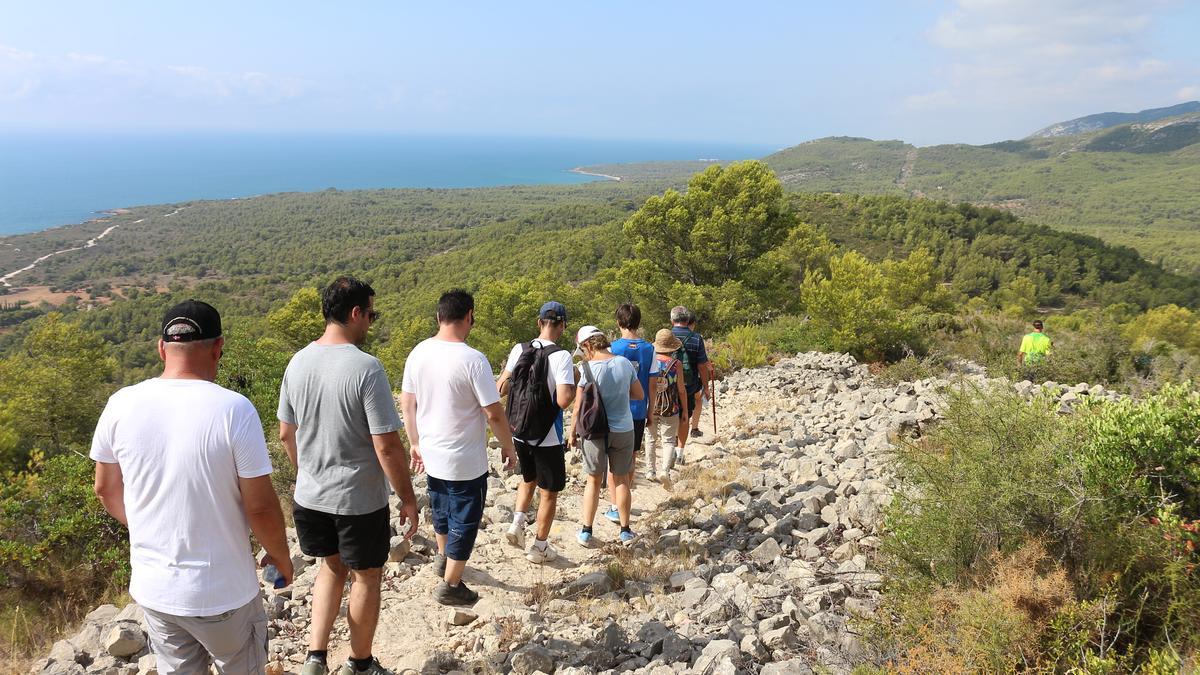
[555,383,574,410]
[646,370,657,426]
[497,369,512,397]
[482,402,517,471]
[94,462,127,526]
[400,392,423,474]
[675,362,688,409]
[278,421,298,468]
[372,431,419,539]
[629,377,644,401]
[567,385,583,447]
[239,474,293,585]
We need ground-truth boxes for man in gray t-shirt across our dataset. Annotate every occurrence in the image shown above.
[278,276,418,675]
[279,344,399,514]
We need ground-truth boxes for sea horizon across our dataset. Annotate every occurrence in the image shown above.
[0,133,774,237]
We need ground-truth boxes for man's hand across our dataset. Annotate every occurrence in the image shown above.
[500,445,517,473]
[259,552,295,586]
[397,499,419,539]
[410,445,425,474]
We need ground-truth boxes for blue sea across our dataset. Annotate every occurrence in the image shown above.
[0,134,774,236]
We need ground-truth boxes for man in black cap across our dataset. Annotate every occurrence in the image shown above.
[496,301,575,563]
[92,300,292,674]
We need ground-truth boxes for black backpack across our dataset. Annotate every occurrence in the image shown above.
[507,341,564,441]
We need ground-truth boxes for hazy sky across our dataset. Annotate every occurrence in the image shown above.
[2,1,1198,146]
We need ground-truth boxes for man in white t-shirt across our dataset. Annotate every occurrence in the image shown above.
[92,300,292,674]
[496,301,575,564]
[401,289,517,607]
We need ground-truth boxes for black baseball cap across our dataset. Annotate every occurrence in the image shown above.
[161,300,222,342]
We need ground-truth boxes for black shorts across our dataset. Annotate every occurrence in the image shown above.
[633,418,646,453]
[293,504,389,570]
[685,387,702,420]
[515,440,567,492]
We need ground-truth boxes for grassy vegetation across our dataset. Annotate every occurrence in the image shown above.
[868,386,1200,671]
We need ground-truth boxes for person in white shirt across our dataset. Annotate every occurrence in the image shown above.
[496,301,575,564]
[401,289,517,606]
[92,300,291,675]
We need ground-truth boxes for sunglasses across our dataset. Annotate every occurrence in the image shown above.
[367,310,381,323]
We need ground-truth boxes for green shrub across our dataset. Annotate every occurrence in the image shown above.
[709,324,770,375]
[0,452,128,591]
[874,385,1200,669]
[757,315,820,355]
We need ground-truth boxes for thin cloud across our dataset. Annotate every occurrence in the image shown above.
[907,0,1186,115]
[0,44,307,110]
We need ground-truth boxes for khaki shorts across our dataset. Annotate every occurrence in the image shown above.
[142,594,268,675]
[582,429,636,477]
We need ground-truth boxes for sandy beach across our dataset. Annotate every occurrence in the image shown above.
[569,166,622,181]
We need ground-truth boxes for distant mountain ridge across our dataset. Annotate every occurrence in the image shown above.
[575,104,1200,275]
[1029,101,1200,138]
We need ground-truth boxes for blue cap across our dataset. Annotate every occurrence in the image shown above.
[539,301,567,322]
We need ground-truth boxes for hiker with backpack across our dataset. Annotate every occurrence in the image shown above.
[648,328,689,479]
[567,325,644,546]
[496,301,575,564]
[670,306,710,458]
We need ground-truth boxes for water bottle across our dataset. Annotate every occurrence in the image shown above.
[262,564,287,589]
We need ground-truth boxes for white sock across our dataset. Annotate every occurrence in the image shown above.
[512,511,526,526]
[533,539,548,550]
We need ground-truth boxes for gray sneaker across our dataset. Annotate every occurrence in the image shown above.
[300,658,329,675]
[433,580,479,606]
[336,658,394,675]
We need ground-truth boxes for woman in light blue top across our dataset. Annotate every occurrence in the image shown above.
[567,325,643,546]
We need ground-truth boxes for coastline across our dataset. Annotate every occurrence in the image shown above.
[0,207,185,289]
[569,167,622,181]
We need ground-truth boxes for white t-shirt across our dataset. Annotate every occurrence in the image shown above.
[90,378,272,617]
[504,339,575,446]
[402,337,501,481]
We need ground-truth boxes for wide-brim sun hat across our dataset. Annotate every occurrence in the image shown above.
[653,328,683,354]
[576,325,605,346]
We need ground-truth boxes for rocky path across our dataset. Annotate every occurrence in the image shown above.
[45,351,1122,674]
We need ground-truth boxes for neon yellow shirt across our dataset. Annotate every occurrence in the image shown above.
[1020,332,1052,362]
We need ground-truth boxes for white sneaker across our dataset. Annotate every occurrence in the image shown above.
[506,522,525,549]
[526,542,558,564]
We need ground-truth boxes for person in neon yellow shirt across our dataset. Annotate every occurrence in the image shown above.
[1019,319,1052,366]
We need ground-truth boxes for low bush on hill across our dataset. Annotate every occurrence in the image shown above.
[870,385,1200,671]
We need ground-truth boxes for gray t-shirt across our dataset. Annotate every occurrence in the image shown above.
[278,343,402,515]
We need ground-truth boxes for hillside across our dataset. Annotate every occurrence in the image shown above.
[579,111,1200,274]
[1029,100,1200,138]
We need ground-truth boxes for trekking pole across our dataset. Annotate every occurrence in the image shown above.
[711,379,718,435]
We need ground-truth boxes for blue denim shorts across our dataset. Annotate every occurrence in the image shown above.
[427,472,488,561]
